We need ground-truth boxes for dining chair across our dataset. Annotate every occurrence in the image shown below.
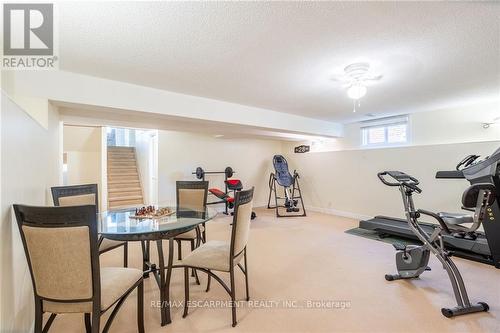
[180,187,254,327]
[174,181,209,258]
[51,184,128,267]
[13,204,144,333]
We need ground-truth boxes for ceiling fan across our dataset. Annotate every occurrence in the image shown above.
[331,62,383,112]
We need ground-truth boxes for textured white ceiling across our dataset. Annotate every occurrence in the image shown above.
[58,1,500,123]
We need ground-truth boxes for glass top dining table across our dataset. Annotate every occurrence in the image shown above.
[97,204,218,326]
[98,205,218,240]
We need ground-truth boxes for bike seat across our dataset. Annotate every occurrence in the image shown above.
[437,212,473,225]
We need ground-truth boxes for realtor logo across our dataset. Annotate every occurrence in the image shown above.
[2,3,58,69]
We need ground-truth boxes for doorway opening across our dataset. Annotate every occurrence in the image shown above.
[105,127,158,210]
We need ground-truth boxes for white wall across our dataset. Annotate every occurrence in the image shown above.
[135,130,158,205]
[302,100,500,152]
[410,101,500,145]
[285,141,500,221]
[157,131,282,208]
[63,125,104,210]
[1,92,61,332]
[1,71,50,129]
[282,102,500,221]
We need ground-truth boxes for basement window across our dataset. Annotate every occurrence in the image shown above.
[361,115,409,147]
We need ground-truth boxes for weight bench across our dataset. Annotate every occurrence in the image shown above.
[208,188,235,209]
[192,166,235,215]
[209,179,256,219]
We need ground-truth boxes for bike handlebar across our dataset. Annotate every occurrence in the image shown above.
[377,171,422,193]
[403,181,422,193]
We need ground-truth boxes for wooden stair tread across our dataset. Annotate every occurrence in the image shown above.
[108,191,142,197]
[109,201,144,207]
[108,154,135,157]
[108,147,135,150]
[108,187,142,193]
[108,195,143,202]
[108,180,140,184]
[108,187,142,192]
[109,203,143,210]
[108,172,139,176]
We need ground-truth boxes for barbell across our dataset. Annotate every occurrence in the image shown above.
[193,166,234,179]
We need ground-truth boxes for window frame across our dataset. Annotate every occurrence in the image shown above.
[360,115,411,148]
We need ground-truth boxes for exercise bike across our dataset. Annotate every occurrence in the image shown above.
[378,171,492,318]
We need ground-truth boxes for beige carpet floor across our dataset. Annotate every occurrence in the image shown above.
[47,208,499,333]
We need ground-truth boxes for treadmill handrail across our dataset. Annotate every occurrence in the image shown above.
[456,155,480,171]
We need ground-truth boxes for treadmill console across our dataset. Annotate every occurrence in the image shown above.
[436,148,500,181]
[462,147,500,181]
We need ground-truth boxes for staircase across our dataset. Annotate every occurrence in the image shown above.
[107,146,144,209]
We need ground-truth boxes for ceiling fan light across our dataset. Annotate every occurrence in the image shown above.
[347,84,367,99]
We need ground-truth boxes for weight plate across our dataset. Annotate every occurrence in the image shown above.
[195,167,204,179]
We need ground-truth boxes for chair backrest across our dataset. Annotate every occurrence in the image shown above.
[51,184,99,213]
[13,204,100,307]
[230,187,254,257]
[176,181,208,212]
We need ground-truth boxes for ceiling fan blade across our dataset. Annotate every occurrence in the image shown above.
[364,74,383,81]
[330,76,346,82]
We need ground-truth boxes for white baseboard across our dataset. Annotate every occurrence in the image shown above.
[306,206,373,221]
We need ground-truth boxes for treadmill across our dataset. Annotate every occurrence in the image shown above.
[359,147,500,268]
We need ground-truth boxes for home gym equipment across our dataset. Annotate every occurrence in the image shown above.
[359,147,500,268]
[192,166,235,215]
[435,154,480,179]
[209,179,256,220]
[192,166,256,219]
[267,155,306,217]
[378,171,490,318]
[385,242,431,281]
[194,166,234,180]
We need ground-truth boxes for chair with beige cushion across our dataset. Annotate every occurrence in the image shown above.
[180,187,254,327]
[174,181,209,258]
[51,184,129,267]
[13,204,144,333]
